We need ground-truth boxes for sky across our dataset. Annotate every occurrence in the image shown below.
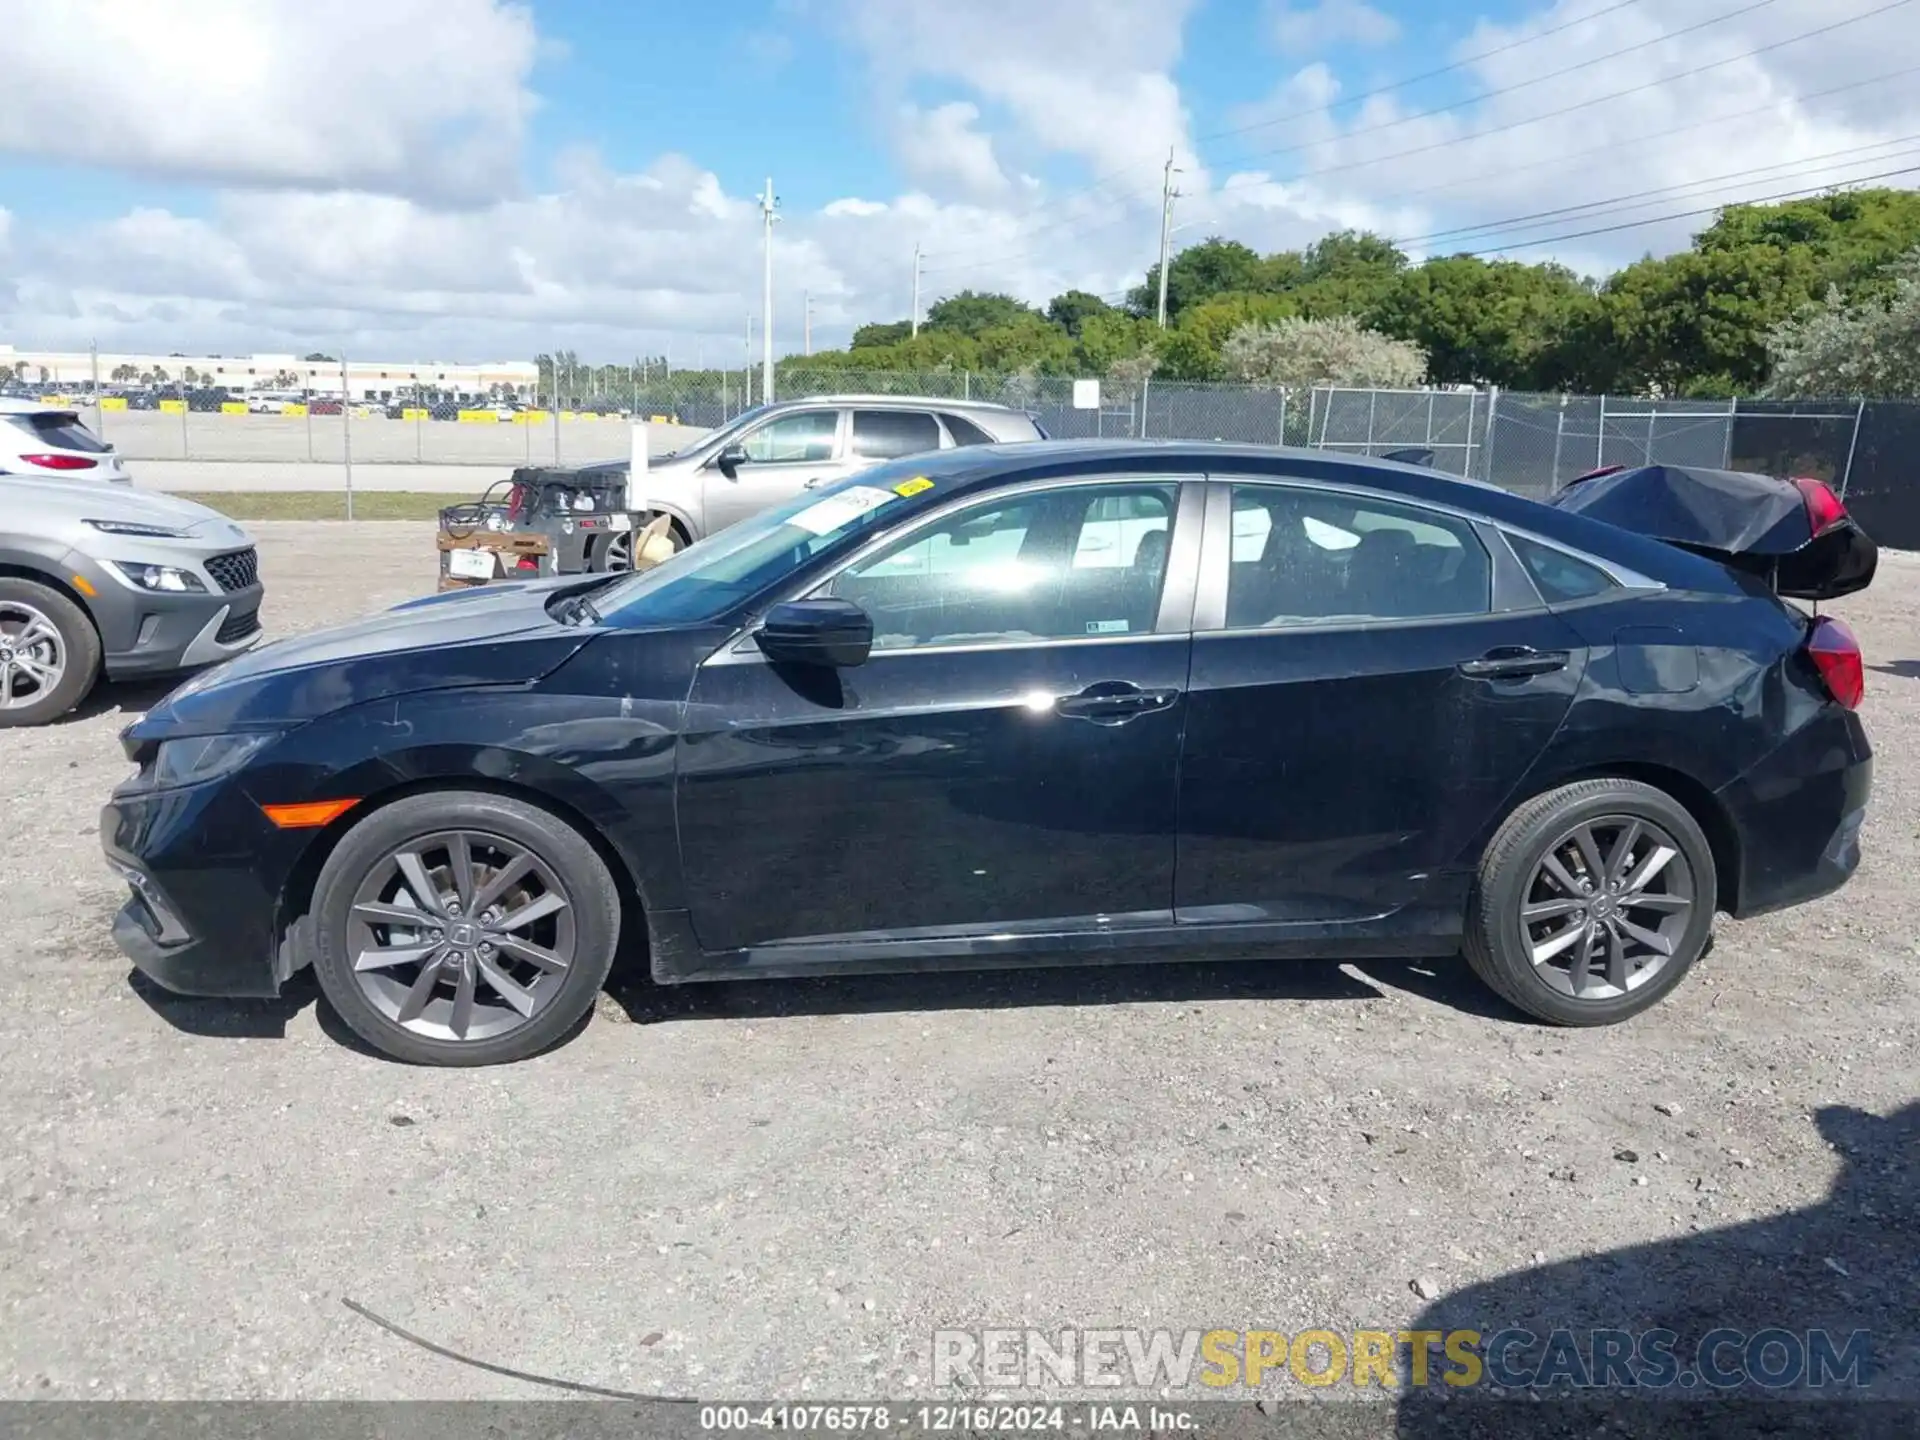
[2,0,1919,363]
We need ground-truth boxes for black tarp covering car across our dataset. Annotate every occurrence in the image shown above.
[1549,464,1877,602]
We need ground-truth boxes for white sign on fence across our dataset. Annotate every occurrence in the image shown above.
[1072,379,1100,411]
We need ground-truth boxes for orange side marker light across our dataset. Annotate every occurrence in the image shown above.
[261,798,359,829]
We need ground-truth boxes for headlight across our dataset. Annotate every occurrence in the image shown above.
[85,519,189,539]
[105,560,207,593]
[151,732,279,788]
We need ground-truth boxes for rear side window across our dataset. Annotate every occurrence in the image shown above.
[1508,533,1616,603]
[941,413,996,447]
[11,413,110,454]
[851,409,942,460]
[1225,484,1492,628]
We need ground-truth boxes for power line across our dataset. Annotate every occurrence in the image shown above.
[1212,0,1914,196]
[1455,159,1920,255]
[1195,0,1653,147]
[919,0,1913,281]
[1385,60,1920,209]
[1209,0,1783,173]
[922,0,1656,268]
[1391,133,1920,249]
[926,0,1792,275]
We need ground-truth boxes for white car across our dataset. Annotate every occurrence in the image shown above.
[246,390,302,415]
[0,399,133,484]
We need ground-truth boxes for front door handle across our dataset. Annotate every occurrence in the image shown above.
[1054,681,1180,726]
[1458,646,1570,679]
[803,476,826,489]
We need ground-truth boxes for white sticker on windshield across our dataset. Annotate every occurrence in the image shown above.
[787,484,900,536]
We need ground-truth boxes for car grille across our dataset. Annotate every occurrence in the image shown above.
[204,548,259,593]
[215,608,261,645]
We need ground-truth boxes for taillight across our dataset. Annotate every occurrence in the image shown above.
[21,453,97,470]
[506,483,528,522]
[515,555,540,572]
[1792,476,1847,536]
[1805,615,1864,710]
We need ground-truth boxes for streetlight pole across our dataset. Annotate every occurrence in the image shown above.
[759,176,779,404]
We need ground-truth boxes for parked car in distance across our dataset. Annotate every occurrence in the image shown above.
[0,398,133,484]
[616,394,1044,546]
[103,442,1873,1065]
[0,480,264,726]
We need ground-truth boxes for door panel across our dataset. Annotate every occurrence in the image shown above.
[674,478,1197,953]
[1176,481,1585,923]
[678,638,1190,951]
[704,409,844,533]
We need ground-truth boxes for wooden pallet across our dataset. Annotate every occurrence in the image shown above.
[435,530,551,590]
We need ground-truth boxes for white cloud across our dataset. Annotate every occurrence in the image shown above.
[1269,0,1401,54]
[6,0,1920,362]
[894,102,1012,202]
[0,0,539,204]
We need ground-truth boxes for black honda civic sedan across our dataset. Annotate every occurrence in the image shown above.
[102,444,1874,1065]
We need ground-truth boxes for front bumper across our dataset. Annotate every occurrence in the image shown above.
[100,778,304,998]
[65,548,264,680]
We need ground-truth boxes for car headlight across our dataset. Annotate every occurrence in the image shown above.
[150,732,280,789]
[85,518,189,539]
[105,560,207,593]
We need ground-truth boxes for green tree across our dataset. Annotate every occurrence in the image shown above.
[1289,230,1408,318]
[1766,248,1920,397]
[1370,256,1593,388]
[1072,310,1156,373]
[923,290,1036,337]
[851,320,912,349]
[1045,289,1115,336]
[1159,291,1300,380]
[1129,238,1269,320]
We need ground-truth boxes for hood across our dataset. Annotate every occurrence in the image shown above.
[0,474,247,537]
[1549,464,1877,601]
[132,576,600,735]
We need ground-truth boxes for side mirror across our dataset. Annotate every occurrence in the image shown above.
[756,597,873,668]
[715,443,747,479]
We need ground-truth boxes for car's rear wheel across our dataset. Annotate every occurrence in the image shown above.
[309,791,620,1065]
[1464,779,1716,1026]
[0,579,100,728]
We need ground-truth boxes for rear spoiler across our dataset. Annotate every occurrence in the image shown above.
[1548,464,1876,602]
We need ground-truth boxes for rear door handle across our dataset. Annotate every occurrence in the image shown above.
[1054,682,1181,726]
[1458,646,1570,679]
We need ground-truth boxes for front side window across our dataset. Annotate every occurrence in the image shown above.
[851,409,942,460]
[1225,484,1492,628]
[739,411,838,464]
[826,483,1179,651]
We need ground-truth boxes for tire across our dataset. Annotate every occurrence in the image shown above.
[309,790,621,1065]
[1464,778,1717,1026]
[0,578,101,728]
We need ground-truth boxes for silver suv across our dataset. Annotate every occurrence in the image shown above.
[0,477,264,726]
[627,395,1043,546]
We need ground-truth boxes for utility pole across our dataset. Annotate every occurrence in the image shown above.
[744,313,755,406]
[803,290,813,357]
[1155,148,1183,329]
[910,243,923,337]
[759,176,779,404]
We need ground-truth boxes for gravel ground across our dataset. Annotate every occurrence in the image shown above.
[1,522,1915,1421]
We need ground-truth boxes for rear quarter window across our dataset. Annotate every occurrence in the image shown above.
[12,413,110,454]
[940,413,996,447]
[1508,533,1617,603]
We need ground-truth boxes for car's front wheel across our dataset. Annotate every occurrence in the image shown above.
[0,578,101,728]
[1464,778,1717,1025]
[309,791,621,1065]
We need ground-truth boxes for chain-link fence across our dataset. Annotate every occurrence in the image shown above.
[24,360,1891,508]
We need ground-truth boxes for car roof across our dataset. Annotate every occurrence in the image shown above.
[0,397,73,417]
[765,393,1028,414]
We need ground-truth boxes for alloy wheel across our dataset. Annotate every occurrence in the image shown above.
[0,602,66,710]
[347,830,578,1042]
[603,531,632,571]
[1519,814,1695,1000]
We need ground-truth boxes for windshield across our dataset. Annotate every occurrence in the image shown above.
[673,403,774,458]
[596,465,946,627]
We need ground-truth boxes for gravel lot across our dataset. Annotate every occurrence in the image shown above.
[1,522,1915,1418]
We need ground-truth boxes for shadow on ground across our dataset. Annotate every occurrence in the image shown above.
[1394,1102,1918,1437]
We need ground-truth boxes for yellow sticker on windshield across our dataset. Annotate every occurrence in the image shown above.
[894,476,934,497]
